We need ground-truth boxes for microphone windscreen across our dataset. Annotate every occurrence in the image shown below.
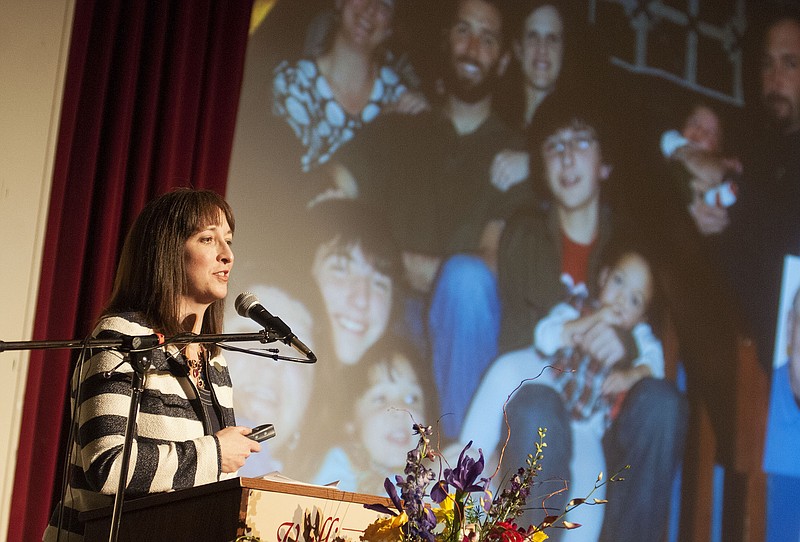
[234,292,258,317]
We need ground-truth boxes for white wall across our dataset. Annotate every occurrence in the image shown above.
[0,0,74,538]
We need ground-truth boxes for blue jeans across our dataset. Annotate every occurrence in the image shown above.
[505,384,573,537]
[428,254,501,439]
[504,378,688,542]
[767,473,800,542]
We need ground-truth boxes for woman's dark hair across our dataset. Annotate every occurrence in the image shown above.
[508,0,579,51]
[495,0,598,127]
[103,189,235,351]
[302,198,406,367]
[307,198,403,285]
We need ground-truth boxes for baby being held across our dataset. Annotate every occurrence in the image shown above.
[660,103,742,209]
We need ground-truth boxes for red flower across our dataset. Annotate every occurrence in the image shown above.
[485,521,525,542]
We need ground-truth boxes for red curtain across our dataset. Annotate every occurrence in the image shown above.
[8,1,253,539]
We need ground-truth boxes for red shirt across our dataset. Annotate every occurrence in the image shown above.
[561,232,595,289]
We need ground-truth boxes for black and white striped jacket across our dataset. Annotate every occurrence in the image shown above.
[44,313,236,541]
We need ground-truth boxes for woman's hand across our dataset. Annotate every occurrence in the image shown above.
[216,426,261,473]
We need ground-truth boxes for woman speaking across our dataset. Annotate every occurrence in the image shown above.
[44,189,260,541]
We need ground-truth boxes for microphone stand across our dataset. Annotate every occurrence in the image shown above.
[109,334,159,542]
[1,328,312,542]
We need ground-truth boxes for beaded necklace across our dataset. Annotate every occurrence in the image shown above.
[184,345,208,390]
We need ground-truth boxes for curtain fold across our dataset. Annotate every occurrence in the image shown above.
[8,1,253,539]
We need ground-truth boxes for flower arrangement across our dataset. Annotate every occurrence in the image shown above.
[362,424,625,542]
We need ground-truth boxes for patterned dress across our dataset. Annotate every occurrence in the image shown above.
[272,58,407,172]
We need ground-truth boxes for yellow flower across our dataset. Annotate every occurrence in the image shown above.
[531,530,549,541]
[361,511,408,542]
[433,493,456,524]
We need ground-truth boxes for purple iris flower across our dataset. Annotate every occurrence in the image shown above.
[365,478,402,516]
[432,441,487,503]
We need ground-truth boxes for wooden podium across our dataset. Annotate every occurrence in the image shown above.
[81,477,396,541]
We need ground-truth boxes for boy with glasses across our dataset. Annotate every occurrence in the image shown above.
[469,105,687,541]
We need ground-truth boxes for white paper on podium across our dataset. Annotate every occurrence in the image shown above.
[258,470,340,488]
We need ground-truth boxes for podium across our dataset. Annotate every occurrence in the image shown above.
[81,477,396,541]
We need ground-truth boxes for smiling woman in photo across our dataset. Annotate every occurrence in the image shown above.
[273,0,428,173]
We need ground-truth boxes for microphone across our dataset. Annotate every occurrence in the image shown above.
[235,292,317,362]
